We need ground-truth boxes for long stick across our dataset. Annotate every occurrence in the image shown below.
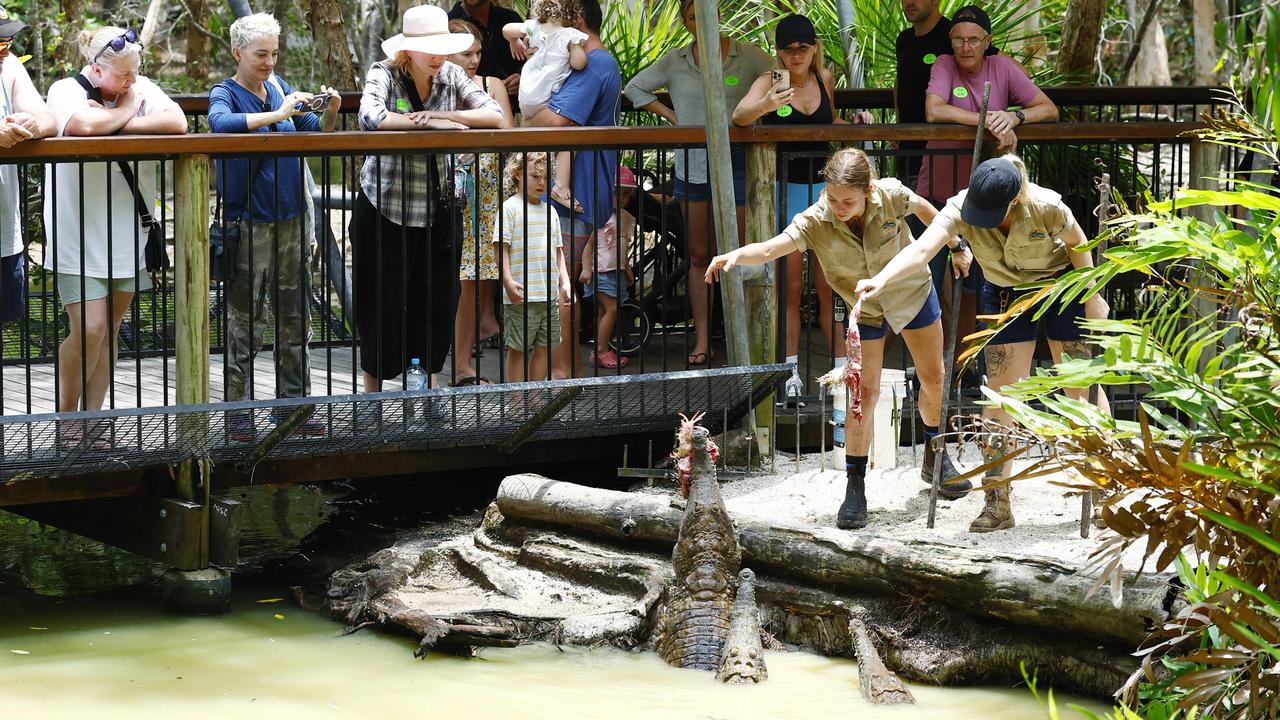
[927,81,991,529]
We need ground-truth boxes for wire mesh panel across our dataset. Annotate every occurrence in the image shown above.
[0,364,789,481]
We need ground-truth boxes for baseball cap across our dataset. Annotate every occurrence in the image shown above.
[950,5,991,34]
[961,158,1022,228]
[775,14,817,48]
[617,165,638,188]
[0,6,28,37]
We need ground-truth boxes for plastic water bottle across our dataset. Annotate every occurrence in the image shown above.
[405,358,427,423]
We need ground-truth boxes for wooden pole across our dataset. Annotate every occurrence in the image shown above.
[175,154,211,565]
[745,143,777,453]
[691,0,750,370]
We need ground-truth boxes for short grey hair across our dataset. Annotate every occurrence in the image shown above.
[229,13,281,51]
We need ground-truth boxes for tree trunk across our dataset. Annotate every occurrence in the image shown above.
[1192,0,1217,85]
[1013,0,1047,68]
[493,474,1175,647]
[298,0,359,91]
[274,0,290,77]
[1126,0,1171,86]
[187,0,210,87]
[1056,0,1106,78]
[57,0,85,74]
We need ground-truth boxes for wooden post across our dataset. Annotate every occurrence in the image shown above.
[175,154,212,566]
[745,143,777,454]
[691,0,750,371]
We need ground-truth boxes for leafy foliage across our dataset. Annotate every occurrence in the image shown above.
[970,6,1280,717]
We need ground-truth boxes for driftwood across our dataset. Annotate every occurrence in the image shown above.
[494,474,1174,647]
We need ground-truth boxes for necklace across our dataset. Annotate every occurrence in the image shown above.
[790,75,809,89]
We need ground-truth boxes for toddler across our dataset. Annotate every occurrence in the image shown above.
[580,165,638,369]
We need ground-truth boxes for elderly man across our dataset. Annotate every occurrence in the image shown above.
[449,0,524,94]
[914,4,1056,356]
[0,6,55,325]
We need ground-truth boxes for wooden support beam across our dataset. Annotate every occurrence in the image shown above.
[175,153,212,568]
[745,144,777,453]
[234,404,317,473]
[497,388,584,454]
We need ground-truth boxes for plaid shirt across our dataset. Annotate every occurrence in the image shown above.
[359,60,501,227]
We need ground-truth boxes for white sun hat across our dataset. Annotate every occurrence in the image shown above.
[381,5,475,59]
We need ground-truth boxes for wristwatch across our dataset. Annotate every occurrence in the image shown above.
[951,236,969,253]
[1013,109,1025,125]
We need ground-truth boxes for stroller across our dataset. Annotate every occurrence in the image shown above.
[580,170,689,356]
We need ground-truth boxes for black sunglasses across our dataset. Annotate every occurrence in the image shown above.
[92,29,139,63]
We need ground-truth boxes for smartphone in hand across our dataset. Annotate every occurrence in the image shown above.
[296,94,332,113]
[770,68,790,92]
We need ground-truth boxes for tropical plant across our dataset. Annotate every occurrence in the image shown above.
[964,6,1280,717]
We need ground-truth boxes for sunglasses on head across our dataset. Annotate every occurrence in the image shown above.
[93,29,138,63]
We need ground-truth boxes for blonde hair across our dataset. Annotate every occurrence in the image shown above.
[1000,153,1031,204]
[777,39,827,80]
[229,13,281,51]
[532,0,581,25]
[821,148,877,190]
[79,27,142,67]
[506,152,551,192]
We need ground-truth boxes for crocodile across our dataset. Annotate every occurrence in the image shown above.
[655,422,742,671]
[717,568,767,684]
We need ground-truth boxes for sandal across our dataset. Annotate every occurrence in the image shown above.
[589,351,628,369]
[687,351,711,367]
[58,420,84,450]
[550,184,585,215]
[450,375,492,387]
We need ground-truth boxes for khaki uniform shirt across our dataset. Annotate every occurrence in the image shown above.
[782,178,933,331]
[933,183,1075,288]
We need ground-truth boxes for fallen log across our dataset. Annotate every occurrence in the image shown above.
[495,474,1173,647]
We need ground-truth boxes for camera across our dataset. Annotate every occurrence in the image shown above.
[770,68,790,92]
[296,94,332,113]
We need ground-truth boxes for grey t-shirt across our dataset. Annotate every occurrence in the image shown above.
[624,40,774,184]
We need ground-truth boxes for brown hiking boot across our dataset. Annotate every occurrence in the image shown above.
[969,484,1015,533]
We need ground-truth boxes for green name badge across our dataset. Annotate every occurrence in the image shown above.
[952,86,969,99]
[396,98,410,112]
[923,53,937,65]
[725,75,739,87]
[776,105,793,118]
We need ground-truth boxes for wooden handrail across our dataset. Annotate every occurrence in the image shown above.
[1,121,1205,161]
[170,85,1231,115]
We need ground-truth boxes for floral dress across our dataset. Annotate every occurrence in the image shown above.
[458,75,501,282]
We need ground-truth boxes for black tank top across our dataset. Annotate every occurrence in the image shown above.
[762,70,834,184]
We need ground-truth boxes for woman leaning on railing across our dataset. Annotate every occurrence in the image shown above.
[43,26,185,446]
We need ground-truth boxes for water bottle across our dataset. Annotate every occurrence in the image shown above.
[405,358,427,423]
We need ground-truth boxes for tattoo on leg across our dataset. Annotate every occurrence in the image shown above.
[1061,340,1092,361]
[985,345,1010,378]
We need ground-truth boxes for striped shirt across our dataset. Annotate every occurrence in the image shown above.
[496,196,562,304]
[358,60,502,227]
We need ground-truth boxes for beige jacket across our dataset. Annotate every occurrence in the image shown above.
[933,183,1075,288]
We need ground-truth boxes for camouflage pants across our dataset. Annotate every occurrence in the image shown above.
[224,217,311,401]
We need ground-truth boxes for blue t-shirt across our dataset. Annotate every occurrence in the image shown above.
[208,77,320,223]
[546,49,621,229]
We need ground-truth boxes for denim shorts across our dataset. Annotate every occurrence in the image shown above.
[582,269,628,302]
[859,285,941,341]
[673,146,747,205]
[978,280,1084,345]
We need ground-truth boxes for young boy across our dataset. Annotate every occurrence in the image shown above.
[496,152,573,382]
[580,165,636,369]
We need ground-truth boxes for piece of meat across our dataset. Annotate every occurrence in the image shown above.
[844,299,864,422]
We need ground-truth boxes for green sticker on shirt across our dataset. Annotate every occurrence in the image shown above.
[396,98,410,112]
[776,105,793,118]
[952,86,969,98]
[725,75,739,87]
[923,53,937,65]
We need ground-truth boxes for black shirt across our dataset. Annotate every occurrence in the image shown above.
[448,1,525,80]
[895,17,953,181]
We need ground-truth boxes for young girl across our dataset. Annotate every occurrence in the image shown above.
[495,152,572,383]
[706,148,973,530]
[580,165,637,370]
[503,0,587,210]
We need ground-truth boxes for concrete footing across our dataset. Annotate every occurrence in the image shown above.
[160,568,232,615]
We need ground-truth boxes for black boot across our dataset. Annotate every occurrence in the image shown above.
[836,468,868,530]
[921,438,971,500]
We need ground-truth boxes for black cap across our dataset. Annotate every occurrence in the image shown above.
[775,15,817,48]
[961,158,1022,228]
[950,5,991,34]
[0,6,27,37]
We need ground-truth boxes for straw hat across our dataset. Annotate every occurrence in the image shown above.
[382,5,475,59]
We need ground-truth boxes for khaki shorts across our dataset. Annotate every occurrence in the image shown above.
[504,301,561,352]
[58,271,152,306]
